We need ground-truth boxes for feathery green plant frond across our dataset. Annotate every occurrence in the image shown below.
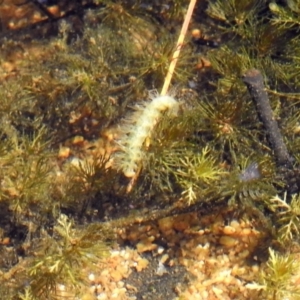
[194,93,265,164]
[208,46,254,83]
[254,248,300,299]
[148,145,224,205]
[18,287,37,300]
[56,154,117,215]
[28,214,110,298]
[268,193,300,243]
[205,0,261,25]
[137,35,195,87]
[174,146,224,205]
[0,126,54,219]
[269,1,300,29]
[206,0,300,93]
[93,1,195,87]
[174,146,222,182]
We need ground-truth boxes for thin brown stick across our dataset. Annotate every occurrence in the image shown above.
[160,0,197,96]
[242,69,293,168]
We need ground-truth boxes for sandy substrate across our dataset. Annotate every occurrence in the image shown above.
[67,206,268,300]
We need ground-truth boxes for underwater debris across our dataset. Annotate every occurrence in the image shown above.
[192,28,220,48]
[239,162,261,182]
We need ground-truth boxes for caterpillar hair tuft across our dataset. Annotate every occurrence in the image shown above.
[114,93,179,177]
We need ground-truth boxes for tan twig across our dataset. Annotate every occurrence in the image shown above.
[161,0,197,95]
[126,0,197,193]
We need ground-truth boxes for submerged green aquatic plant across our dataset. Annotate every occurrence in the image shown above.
[248,248,300,299]
[269,1,300,29]
[2,0,300,298]
[162,146,224,205]
[18,287,37,300]
[28,214,110,298]
[268,193,300,243]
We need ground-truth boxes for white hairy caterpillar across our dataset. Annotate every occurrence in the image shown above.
[114,93,179,177]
